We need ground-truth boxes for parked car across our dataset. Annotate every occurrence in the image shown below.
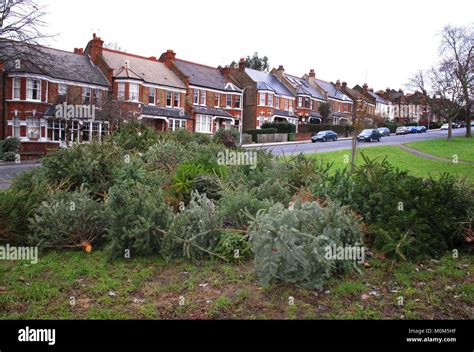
[357,129,381,142]
[396,126,410,135]
[406,126,418,134]
[441,123,450,131]
[312,130,338,143]
[415,126,427,133]
[377,127,391,137]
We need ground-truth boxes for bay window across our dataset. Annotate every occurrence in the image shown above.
[226,95,232,108]
[129,83,139,102]
[26,79,41,101]
[268,94,273,107]
[117,83,125,100]
[196,114,212,133]
[234,96,241,109]
[259,93,265,106]
[298,97,303,108]
[169,119,186,131]
[26,117,40,139]
[275,97,280,110]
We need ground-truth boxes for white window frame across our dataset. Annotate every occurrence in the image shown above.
[234,95,241,109]
[193,89,199,105]
[284,99,289,111]
[26,78,41,101]
[298,97,303,108]
[13,116,20,138]
[215,93,220,107]
[12,78,21,100]
[129,83,139,102]
[82,87,91,105]
[149,88,156,105]
[173,91,180,108]
[226,94,232,108]
[117,83,125,100]
[58,84,67,96]
[200,90,206,106]
[268,94,273,107]
[275,96,280,110]
[259,93,266,106]
[26,116,41,139]
[166,91,172,107]
[196,114,212,133]
[169,118,186,131]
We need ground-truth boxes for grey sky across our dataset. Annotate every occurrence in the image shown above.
[42,0,472,91]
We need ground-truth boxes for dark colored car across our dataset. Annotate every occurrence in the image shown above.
[377,127,391,137]
[357,129,381,142]
[312,130,338,143]
[406,126,418,134]
[415,126,427,133]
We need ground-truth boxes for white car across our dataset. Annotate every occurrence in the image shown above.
[440,123,450,131]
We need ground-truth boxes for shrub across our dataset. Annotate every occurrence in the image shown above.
[3,152,18,162]
[214,231,252,262]
[261,122,296,134]
[28,188,108,250]
[106,181,172,260]
[213,128,240,148]
[144,140,190,174]
[0,168,49,244]
[164,192,222,260]
[1,137,21,154]
[160,129,211,146]
[41,142,122,198]
[219,187,273,229]
[244,128,278,143]
[107,120,160,153]
[248,201,364,290]
[323,154,474,260]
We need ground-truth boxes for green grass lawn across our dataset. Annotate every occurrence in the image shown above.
[405,137,474,163]
[0,251,472,319]
[311,146,474,184]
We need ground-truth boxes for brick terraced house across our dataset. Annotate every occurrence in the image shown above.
[160,50,243,134]
[301,73,353,125]
[85,35,191,133]
[226,59,297,131]
[0,40,110,158]
[273,68,326,125]
[340,82,376,121]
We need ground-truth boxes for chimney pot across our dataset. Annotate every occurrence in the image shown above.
[309,69,315,78]
[238,57,246,72]
[278,65,284,71]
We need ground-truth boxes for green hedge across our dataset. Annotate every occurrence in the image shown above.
[244,128,278,143]
[298,124,354,135]
[261,122,296,134]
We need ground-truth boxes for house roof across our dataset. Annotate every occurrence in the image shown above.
[192,105,234,119]
[173,59,241,92]
[245,68,294,97]
[102,49,186,89]
[315,79,351,102]
[274,109,297,118]
[344,85,374,104]
[0,40,109,87]
[285,74,326,100]
[367,90,389,105]
[141,105,191,119]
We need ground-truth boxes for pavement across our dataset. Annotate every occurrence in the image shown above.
[244,128,468,156]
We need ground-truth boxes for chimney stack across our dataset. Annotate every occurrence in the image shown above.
[274,65,285,80]
[238,58,246,72]
[341,81,347,90]
[363,83,368,94]
[336,80,341,90]
[74,48,84,55]
[309,69,316,78]
[88,33,104,65]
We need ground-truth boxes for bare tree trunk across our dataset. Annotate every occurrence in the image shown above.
[351,136,357,173]
[466,103,472,138]
[447,117,453,141]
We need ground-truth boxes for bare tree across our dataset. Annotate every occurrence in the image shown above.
[440,24,474,138]
[408,70,434,130]
[0,0,50,61]
[430,63,464,141]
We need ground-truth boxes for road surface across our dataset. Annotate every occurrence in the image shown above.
[254,128,467,156]
[0,161,41,190]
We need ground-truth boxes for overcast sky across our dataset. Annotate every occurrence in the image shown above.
[41,0,472,91]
